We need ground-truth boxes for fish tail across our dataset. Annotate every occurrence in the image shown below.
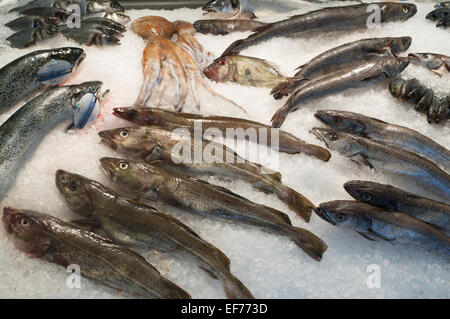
[220,39,243,57]
[288,226,327,262]
[278,186,315,222]
[271,105,289,128]
[270,79,292,100]
[222,272,255,299]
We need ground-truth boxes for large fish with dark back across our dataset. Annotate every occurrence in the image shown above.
[55,170,253,299]
[99,157,328,261]
[220,3,417,57]
[2,207,190,299]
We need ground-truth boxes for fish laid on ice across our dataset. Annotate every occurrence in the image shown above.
[202,0,256,19]
[271,56,410,128]
[58,26,121,46]
[6,26,59,49]
[220,3,417,57]
[112,107,331,161]
[314,110,450,172]
[311,128,450,203]
[5,15,61,31]
[10,0,124,15]
[271,36,412,99]
[100,157,328,261]
[0,81,103,201]
[344,180,450,233]
[193,19,267,35]
[2,207,190,299]
[98,126,315,221]
[0,47,85,113]
[408,53,449,76]
[315,200,450,255]
[55,170,254,299]
[204,55,289,88]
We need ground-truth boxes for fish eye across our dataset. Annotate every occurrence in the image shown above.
[333,117,341,123]
[120,130,128,138]
[402,39,408,45]
[119,162,129,170]
[336,214,346,222]
[329,133,339,141]
[70,182,77,191]
[402,6,409,14]
[423,53,429,59]
[219,59,227,65]
[21,218,29,226]
[361,193,372,202]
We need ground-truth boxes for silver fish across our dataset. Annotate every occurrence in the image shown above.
[6,26,59,49]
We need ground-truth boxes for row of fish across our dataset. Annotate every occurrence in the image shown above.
[315,180,450,254]
[425,1,449,28]
[5,0,130,48]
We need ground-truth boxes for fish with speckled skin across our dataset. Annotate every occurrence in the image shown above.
[0,47,85,113]
[55,170,254,299]
[2,207,190,299]
[408,53,449,76]
[0,81,103,201]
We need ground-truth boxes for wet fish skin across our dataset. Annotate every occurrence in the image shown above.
[99,157,328,261]
[409,53,449,75]
[6,26,59,49]
[426,8,450,21]
[2,207,191,299]
[271,36,412,99]
[220,3,417,57]
[193,19,267,35]
[112,107,331,161]
[315,200,450,254]
[314,110,450,171]
[311,127,450,203]
[344,180,450,233]
[58,26,121,45]
[9,0,55,12]
[81,17,126,32]
[5,15,61,31]
[0,47,85,113]
[55,170,254,299]
[98,126,315,221]
[437,15,450,28]
[0,81,101,201]
[271,56,410,128]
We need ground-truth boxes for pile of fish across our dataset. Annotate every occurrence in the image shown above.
[315,180,450,254]
[389,77,449,124]
[425,1,449,28]
[5,0,130,48]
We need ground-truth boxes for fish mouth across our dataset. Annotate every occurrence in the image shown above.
[75,52,86,68]
[314,111,331,125]
[2,207,18,234]
[98,131,118,151]
[310,128,328,148]
[313,207,335,226]
[99,158,114,178]
[113,107,137,121]
[407,53,421,63]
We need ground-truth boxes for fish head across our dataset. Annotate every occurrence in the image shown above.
[48,47,86,68]
[408,53,443,71]
[314,201,367,229]
[343,180,399,211]
[2,207,52,258]
[203,57,232,82]
[113,107,155,125]
[311,127,362,156]
[55,170,95,216]
[106,12,130,24]
[99,157,153,194]
[87,0,124,14]
[382,57,410,78]
[314,110,368,135]
[380,3,417,22]
[202,0,235,13]
[389,37,412,55]
[70,81,103,100]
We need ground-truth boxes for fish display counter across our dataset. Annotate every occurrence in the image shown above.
[0,0,448,299]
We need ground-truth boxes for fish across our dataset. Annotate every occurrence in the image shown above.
[77,21,123,37]
[314,110,450,172]
[436,1,450,9]
[202,0,256,20]
[344,180,450,233]
[314,200,450,254]
[98,126,315,221]
[220,3,417,57]
[409,53,449,76]
[426,8,450,21]
[437,15,450,28]
[99,157,328,261]
[112,107,331,161]
[20,6,71,19]
[271,56,410,128]
[0,47,85,113]
[84,0,124,14]
[2,207,190,299]
[193,19,267,35]
[6,26,59,49]
[271,36,412,99]
[203,55,289,88]
[81,17,126,33]
[311,128,450,203]
[5,15,61,31]
[9,0,56,12]
[58,26,121,45]
[0,81,103,201]
[55,170,254,299]
[10,0,124,15]
[82,11,131,24]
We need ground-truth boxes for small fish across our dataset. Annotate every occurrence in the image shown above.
[271,57,410,128]
[315,200,450,255]
[0,47,85,112]
[2,207,191,299]
[58,26,121,46]
[314,110,450,171]
[85,0,124,14]
[204,55,289,88]
[409,53,449,76]
[6,26,58,49]
[98,126,315,221]
[99,157,328,261]
[202,0,256,19]
[5,15,61,31]
[55,170,254,299]
[426,8,450,21]
[193,19,267,35]
[112,107,331,161]
[81,17,126,32]
[344,180,450,233]
[20,6,71,19]
[311,127,450,203]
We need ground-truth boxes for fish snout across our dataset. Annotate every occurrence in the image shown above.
[313,207,335,226]
[2,207,19,234]
[203,65,218,81]
[99,158,115,178]
[98,131,118,151]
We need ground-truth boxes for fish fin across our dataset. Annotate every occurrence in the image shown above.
[294,64,305,72]
[352,153,374,169]
[46,247,71,268]
[358,231,376,241]
[199,266,218,279]
[367,229,395,244]
[289,226,327,262]
[262,206,292,226]
[70,218,101,232]
[223,273,254,299]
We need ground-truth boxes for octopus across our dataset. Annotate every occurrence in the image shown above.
[132,16,246,113]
